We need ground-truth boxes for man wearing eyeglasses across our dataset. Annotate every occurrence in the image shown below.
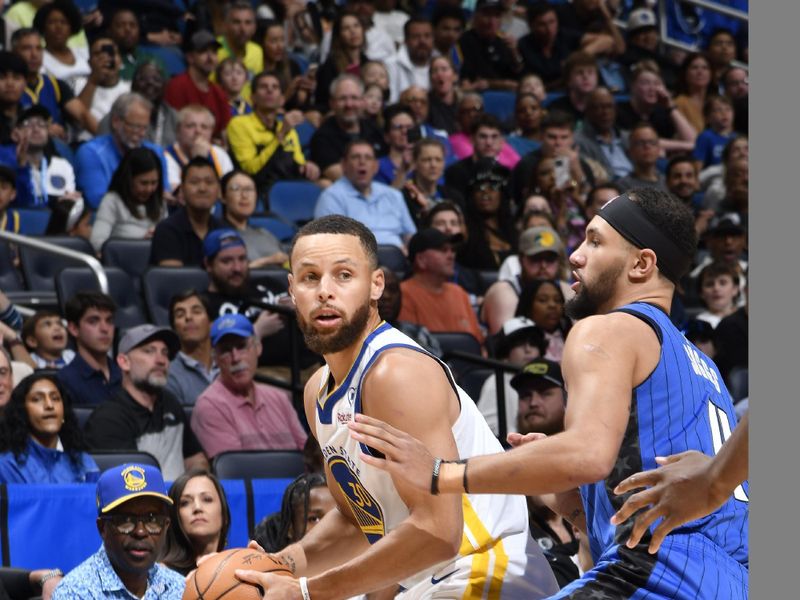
[616,123,667,193]
[75,91,169,209]
[52,463,185,599]
[191,313,307,460]
[84,325,208,481]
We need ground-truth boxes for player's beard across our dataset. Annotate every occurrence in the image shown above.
[297,299,371,355]
[566,259,625,320]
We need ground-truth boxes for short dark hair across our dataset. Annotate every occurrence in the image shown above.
[432,5,465,27]
[666,154,697,177]
[168,289,211,329]
[404,16,432,40]
[291,215,379,270]
[64,291,116,325]
[382,103,416,134]
[181,156,218,184]
[342,139,376,160]
[412,138,446,161]
[697,260,740,296]
[628,188,697,272]
[469,113,503,137]
[541,110,575,132]
[424,201,464,227]
[630,121,659,138]
[588,182,622,203]
[703,93,733,117]
[527,1,557,24]
[252,70,283,93]
[10,27,40,49]
[22,310,62,349]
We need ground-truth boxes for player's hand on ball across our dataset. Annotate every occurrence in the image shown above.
[234,570,302,599]
[349,413,435,493]
[611,450,721,554]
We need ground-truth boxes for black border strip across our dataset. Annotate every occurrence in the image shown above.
[244,478,255,541]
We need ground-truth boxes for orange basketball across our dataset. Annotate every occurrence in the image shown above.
[182,548,293,600]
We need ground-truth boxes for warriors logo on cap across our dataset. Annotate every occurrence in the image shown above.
[123,465,147,492]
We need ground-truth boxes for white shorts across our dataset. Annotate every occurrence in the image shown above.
[397,531,560,599]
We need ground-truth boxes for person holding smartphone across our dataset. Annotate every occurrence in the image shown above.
[76,37,130,130]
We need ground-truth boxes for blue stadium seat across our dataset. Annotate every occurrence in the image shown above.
[249,215,297,242]
[137,44,187,77]
[90,450,161,472]
[377,244,409,279]
[16,208,51,235]
[295,120,316,154]
[543,92,565,107]
[212,450,305,480]
[289,52,310,74]
[56,266,148,330]
[268,181,322,226]
[142,267,209,326]
[481,90,516,123]
[18,236,94,292]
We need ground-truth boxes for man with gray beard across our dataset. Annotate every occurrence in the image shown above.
[84,325,208,480]
[191,314,307,459]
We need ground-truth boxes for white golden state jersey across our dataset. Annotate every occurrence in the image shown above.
[315,322,558,598]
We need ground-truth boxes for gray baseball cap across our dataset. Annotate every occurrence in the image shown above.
[118,324,180,360]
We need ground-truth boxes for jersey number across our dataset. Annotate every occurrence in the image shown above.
[347,482,373,508]
[707,401,749,502]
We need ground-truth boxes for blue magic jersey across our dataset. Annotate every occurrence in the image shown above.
[553,302,748,600]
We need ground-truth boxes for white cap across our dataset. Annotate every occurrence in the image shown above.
[627,8,657,33]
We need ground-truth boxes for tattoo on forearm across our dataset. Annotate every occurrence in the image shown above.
[281,554,297,574]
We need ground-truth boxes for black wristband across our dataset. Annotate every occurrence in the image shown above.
[431,457,443,495]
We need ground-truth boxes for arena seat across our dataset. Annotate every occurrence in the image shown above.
[249,267,291,295]
[101,238,152,294]
[458,367,494,403]
[72,405,94,430]
[268,181,322,226]
[142,267,209,326]
[431,331,483,381]
[18,236,95,292]
[0,240,24,292]
[212,450,305,480]
[56,266,147,330]
[481,90,516,123]
[16,208,52,235]
[377,244,409,279]
[477,269,499,294]
[249,215,297,242]
[90,450,161,473]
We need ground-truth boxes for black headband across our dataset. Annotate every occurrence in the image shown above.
[598,193,691,284]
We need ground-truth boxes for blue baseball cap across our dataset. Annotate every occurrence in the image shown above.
[210,313,255,346]
[203,228,246,260]
[96,463,172,514]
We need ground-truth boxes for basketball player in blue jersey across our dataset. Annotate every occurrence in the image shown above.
[236,214,558,599]
[350,188,749,599]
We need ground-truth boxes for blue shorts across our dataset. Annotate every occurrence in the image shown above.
[549,534,748,599]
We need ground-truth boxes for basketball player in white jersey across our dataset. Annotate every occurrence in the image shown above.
[236,215,558,599]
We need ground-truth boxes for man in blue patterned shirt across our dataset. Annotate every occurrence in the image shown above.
[52,463,185,599]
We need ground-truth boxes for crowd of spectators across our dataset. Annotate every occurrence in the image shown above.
[0,0,748,597]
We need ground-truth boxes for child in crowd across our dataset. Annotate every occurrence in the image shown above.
[693,94,735,169]
[22,310,75,369]
[216,57,252,117]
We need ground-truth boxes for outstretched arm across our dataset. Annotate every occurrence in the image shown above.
[349,314,643,497]
[611,411,749,553]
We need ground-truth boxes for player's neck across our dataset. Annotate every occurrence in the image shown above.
[605,286,672,315]
[324,312,384,385]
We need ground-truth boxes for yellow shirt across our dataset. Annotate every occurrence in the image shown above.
[226,112,306,176]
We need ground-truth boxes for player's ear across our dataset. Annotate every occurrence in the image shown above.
[371,266,385,301]
[631,248,658,281]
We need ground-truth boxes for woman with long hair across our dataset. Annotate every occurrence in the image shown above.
[161,468,231,575]
[673,52,716,135]
[45,196,91,240]
[457,161,517,271]
[314,10,367,111]
[0,372,98,483]
[253,472,335,552]
[515,278,572,362]
[262,19,315,115]
[89,147,167,253]
[219,170,288,268]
